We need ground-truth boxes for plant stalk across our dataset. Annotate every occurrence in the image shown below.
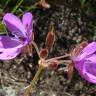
[46,54,70,62]
[12,0,24,13]
[32,41,40,58]
[24,65,44,96]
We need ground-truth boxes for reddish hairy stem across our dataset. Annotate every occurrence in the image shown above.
[46,54,70,62]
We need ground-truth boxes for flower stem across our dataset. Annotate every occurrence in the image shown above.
[32,41,40,58]
[59,60,71,64]
[24,65,44,96]
[46,54,70,62]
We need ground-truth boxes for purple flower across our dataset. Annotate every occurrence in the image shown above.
[0,12,33,60]
[71,42,96,83]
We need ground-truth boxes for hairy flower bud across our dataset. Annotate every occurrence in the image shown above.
[38,0,50,9]
[47,59,59,70]
[45,31,55,49]
[67,62,74,81]
[40,48,48,59]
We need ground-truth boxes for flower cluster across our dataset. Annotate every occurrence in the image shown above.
[1,12,96,84]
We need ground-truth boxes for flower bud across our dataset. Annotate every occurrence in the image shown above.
[40,48,48,59]
[45,31,55,49]
[67,62,74,81]
[47,59,59,70]
[38,0,50,9]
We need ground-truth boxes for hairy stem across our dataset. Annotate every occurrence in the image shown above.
[32,41,40,58]
[46,54,70,62]
[24,65,44,96]
[59,60,71,64]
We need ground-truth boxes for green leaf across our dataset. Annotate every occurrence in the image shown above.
[0,23,7,34]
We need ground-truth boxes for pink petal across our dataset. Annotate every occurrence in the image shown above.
[81,42,96,56]
[75,62,96,83]
[22,12,33,40]
[84,55,96,77]
[83,72,96,84]
[72,53,87,61]
[0,48,21,60]
[3,13,27,38]
[74,60,84,73]
[72,42,96,61]
[74,54,96,84]
[85,54,96,63]
[0,36,23,60]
